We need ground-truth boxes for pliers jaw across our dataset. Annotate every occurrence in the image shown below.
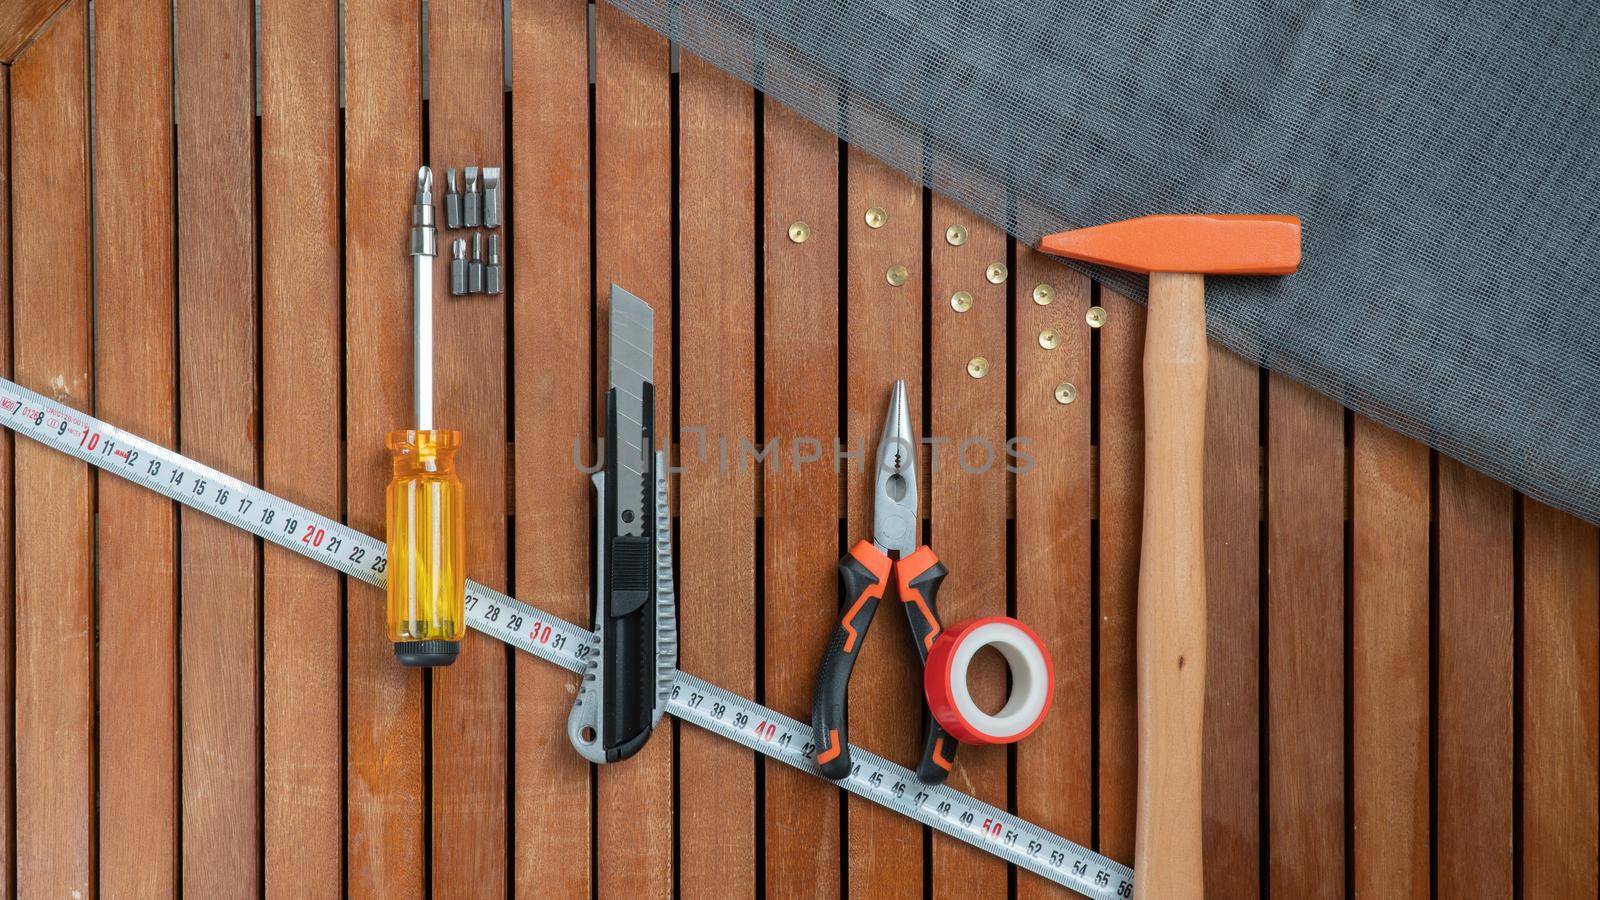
[872,379,919,558]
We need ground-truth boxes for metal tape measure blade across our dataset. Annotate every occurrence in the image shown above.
[0,377,1131,898]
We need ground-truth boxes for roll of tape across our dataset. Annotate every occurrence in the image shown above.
[924,616,1053,745]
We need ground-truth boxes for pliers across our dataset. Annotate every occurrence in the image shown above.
[811,380,957,785]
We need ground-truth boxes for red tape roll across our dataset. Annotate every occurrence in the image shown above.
[924,616,1053,745]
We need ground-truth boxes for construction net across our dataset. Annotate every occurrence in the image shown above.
[613,0,1600,524]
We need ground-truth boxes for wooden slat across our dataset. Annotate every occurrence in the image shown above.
[170,3,262,890]
[760,99,842,897]
[509,0,592,894]
[928,203,1008,894]
[0,0,68,62]
[1013,253,1093,897]
[1200,344,1261,897]
[843,149,922,898]
[175,1,261,889]
[260,0,343,894]
[678,50,758,900]
[10,4,93,892]
[426,1,510,894]
[1436,459,1514,896]
[1351,422,1429,898]
[1096,287,1142,860]
[342,0,426,893]
[91,0,178,893]
[1265,375,1344,898]
[1521,501,1599,896]
[593,4,674,896]
[0,64,13,900]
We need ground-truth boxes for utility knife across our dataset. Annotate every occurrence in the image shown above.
[567,285,678,763]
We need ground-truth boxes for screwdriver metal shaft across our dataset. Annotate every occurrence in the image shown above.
[410,167,436,429]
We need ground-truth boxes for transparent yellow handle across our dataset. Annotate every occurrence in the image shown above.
[385,428,466,667]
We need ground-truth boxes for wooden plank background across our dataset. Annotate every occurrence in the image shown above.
[0,2,1595,897]
[0,0,70,63]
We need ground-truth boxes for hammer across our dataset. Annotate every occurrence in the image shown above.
[1038,214,1301,898]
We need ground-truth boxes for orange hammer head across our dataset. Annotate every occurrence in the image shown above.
[1037,214,1301,276]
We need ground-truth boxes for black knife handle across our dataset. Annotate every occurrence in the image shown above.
[599,382,660,761]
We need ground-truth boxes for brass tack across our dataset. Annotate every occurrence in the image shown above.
[864,206,887,229]
[967,357,990,379]
[1039,328,1061,350]
[950,291,973,313]
[787,221,811,243]
[945,224,968,246]
[1032,282,1054,306]
[985,262,1008,284]
[1086,305,1108,329]
[886,264,908,287]
[1055,382,1077,404]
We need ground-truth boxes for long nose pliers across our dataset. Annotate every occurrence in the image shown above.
[811,379,957,785]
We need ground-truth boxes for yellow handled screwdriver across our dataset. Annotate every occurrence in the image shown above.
[386,166,467,667]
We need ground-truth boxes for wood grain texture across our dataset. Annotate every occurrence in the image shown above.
[426,1,510,894]
[1133,273,1207,899]
[1013,252,1093,898]
[0,0,68,61]
[1200,344,1260,899]
[761,98,842,899]
[90,0,178,894]
[10,5,93,892]
[1351,422,1429,898]
[260,0,343,894]
[0,64,13,900]
[175,0,261,889]
[1096,287,1142,861]
[928,200,1008,894]
[678,50,759,900]
[1265,374,1344,899]
[509,0,593,894]
[593,4,674,895]
[1521,501,1599,897]
[1436,458,1514,898]
[844,148,922,898]
[343,0,426,893]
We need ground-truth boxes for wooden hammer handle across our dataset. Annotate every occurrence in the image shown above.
[1134,271,1208,899]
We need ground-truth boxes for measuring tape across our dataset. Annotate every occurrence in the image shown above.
[0,376,1133,898]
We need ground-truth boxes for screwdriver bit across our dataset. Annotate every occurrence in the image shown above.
[468,232,485,294]
[445,168,463,229]
[464,167,481,228]
[450,238,468,296]
[485,234,503,295]
[483,167,502,229]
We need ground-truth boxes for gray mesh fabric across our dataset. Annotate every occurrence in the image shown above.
[613,0,1600,524]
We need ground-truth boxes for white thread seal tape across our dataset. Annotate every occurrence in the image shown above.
[924,616,1053,745]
